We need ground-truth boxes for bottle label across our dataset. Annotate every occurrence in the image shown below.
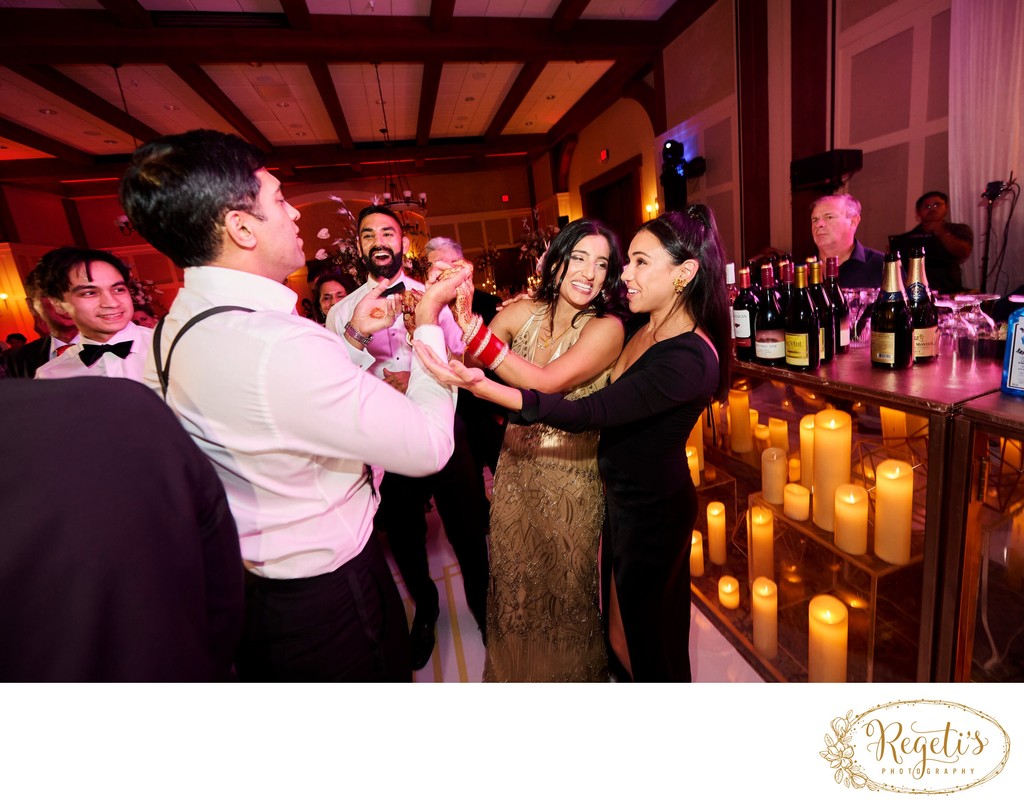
[839,317,850,347]
[733,309,752,339]
[877,291,904,303]
[1006,321,1024,391]
[913,326,937,359]
[872,331,896,362]
[907,282,929,303]
[755,331,786,360]
[819,327,825,356]
[785,333,809,365]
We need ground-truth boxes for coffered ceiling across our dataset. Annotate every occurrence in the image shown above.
[0,0,715,196]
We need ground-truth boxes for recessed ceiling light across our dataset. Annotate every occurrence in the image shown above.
[276,101,290,108]
[545,95,555,100]
[455,124,464,129]
[38,108,57,115]
[464,96,476,102]
[295,131,306,136]
[103,139,118,144]
[525,121,534,127]
[164,104,180,111]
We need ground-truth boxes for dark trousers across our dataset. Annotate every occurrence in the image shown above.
[376,413,490,634]
[235,536,410,682]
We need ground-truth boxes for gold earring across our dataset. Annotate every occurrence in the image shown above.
[673,275,687,293]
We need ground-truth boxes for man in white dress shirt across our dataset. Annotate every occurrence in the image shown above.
[34,247,152,382]
[119,129,468,682]
[326,207,491,668]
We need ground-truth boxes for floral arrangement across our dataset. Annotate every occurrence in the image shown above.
[312,195,368,284]
[518,209,559,268]
[127,277,162,311]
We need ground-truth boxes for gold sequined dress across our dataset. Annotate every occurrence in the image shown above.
[483,312,610,682]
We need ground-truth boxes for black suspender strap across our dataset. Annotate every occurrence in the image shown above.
[153,305,254,398]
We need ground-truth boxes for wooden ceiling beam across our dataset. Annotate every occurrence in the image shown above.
[308,62,353,149]
[0,118,94,165]
[278,0,311,31]
[97,0,151,29]
[416,61,443,147]
[485,61,547,142]
[168,63,274,153]
[429,0,456,33]
[4,64,161,145]
[551,0,591,34]
[0,11,661,63]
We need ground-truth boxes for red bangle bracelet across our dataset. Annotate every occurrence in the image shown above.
[476,332,507,368]
[466,323,490,356]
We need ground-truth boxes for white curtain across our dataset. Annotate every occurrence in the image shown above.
[949,0,1024,295]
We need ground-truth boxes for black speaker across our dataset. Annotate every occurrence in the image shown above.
[790,149,863,191]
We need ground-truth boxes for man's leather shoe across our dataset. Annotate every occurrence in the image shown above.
[410,606,439,670]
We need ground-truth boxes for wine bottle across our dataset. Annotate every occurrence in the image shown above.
[732,265,760,361]
[725,261,738,306]
[784,263,820,371]
[905,247,938,364]
[808,259,836,363]
[825,256,850,354]
[776,256,794,318]
[754,263,786,367]
[870,253,913,369]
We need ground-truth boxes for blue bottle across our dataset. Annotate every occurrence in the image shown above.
[1001,306,1024,396]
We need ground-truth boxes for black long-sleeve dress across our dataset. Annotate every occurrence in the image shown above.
[517,328,719,681]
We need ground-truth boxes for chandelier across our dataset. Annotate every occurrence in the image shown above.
[371,63,427,214]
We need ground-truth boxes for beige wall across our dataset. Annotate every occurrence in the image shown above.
[662,0,737,126]
[838,0,953,254]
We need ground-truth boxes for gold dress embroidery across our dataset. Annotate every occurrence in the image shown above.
[483,312,611,682]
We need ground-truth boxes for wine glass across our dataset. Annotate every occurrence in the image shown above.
[843,288,863,343]
[939,297,978,361]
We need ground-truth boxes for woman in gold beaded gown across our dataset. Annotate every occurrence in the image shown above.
[456,219,627,681]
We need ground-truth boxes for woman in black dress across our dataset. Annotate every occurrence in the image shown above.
[415,206,730,681]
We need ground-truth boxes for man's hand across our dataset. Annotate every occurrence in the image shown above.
[416,265,473,328]
[351,276,400,336]
[382,368,411,394]
[496,289,535,311]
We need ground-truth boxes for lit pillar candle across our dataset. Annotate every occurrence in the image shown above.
[754,423,771,453]
[707,501,727,565]
[799,414,815,491]
[752,576,778,659]
[784,483,810,521]
[728,389,753,453]
[808,594,848,682]
[812,409,852,532]
[688,419,705,471]
[718,575,740,609]
[788,457,801,483]
[749,505,774,583]
[761,447,787,505]
[834,484,868,555]
[768,417,790,453]
[690,530,705,577]
[686,445,700,487]
[874,459,914,565]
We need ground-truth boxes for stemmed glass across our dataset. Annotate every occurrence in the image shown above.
[939,296,978,361]
[844,288,873,347]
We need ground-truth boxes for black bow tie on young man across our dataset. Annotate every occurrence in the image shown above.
[79,340,133,367]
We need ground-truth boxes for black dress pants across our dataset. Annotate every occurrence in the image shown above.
[236,536,411,682]
[377,413,490,634]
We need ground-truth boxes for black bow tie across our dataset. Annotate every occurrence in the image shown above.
[79,340,134,367]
